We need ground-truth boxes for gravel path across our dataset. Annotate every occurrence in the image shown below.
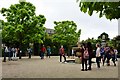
[2,56,118,78]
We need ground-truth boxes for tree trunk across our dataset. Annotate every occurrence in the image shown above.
[67,45,71,58]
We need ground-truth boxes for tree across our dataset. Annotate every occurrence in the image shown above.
[52,20,81,57]
[81,37,97,50]
[77,1,120,20]
[1,1,46,58]
[112,35,120,54]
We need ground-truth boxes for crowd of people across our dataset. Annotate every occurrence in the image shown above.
[2,43,118,72]
[3,46,21,62]
[2,45,52,62]
[75,42,118,71]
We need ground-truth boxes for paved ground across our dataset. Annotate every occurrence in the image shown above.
[1,56,119,78]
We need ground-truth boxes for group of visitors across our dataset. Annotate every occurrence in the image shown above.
[3,46,21,62]
[101,44,118,66]
[3,43,118,69]
[2,44,52,62]
[27,45,52,59]
[78,42,118,71]
[39,45,51,59]
[80,42,93,71]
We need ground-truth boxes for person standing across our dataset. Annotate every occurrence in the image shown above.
[59,45,66,63]
[87,42,93,70]
[96,44,101,68]
[47,46,51,58]
[81,43,88,71]
[27,47,32,59]
[103,44,110,66]
[12,47,16,60]
[100,46,105,63]
[3,45,7,62]
[13,48,18,61]
[110,47,116,66]
[18,48,21,59]
[8,47,12,61]
[40,45,46,59]
[114,48,118,61]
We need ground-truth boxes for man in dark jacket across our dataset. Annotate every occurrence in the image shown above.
[87,42,93,70]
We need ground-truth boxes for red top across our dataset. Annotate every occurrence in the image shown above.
[41,47,46,53]
[59,48,64,55]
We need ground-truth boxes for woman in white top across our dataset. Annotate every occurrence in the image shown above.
[12,47,16,59]
[96,43,101,68]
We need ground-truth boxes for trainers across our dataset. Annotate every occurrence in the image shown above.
[85,69,87,71]
[64,62,67,63]
[81,69,84,71]
[107,64,110,66]
[88,68,91,70]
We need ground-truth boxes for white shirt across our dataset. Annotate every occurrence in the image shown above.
[96,47,101,57]
[5,47,9,52]
[114,49,118,54]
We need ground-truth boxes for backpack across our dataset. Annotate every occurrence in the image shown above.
[100,48,104,56]
[84,50,89,59]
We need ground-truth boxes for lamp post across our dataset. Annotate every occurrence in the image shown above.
[101,34,106,47]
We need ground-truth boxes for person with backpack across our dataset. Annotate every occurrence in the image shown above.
[47,46,51,58]
[59,45,66,63]
[27,47,32,59]
[96,43,101,68]
[81,46,89,71]
[81,43,85,71]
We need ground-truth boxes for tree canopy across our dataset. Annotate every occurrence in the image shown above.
[52,20,81,46]
[1,1,46,46]
[77,1,120,20]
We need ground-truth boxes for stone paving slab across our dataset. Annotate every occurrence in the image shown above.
[2,56,119,78]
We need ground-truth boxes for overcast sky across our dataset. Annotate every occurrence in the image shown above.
[0,0,118,41]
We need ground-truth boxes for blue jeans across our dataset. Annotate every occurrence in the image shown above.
[41,52,44,59]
